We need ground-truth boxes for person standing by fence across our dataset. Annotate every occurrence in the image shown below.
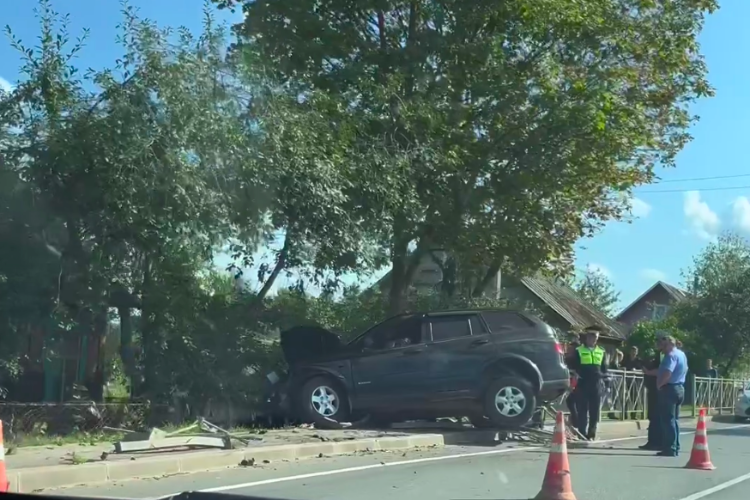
[622,346,643,417]
[623,346,643,371]
[640,335,665,450]
[655,335,688,457]
[565,339,581,429]
[705,359,718,378]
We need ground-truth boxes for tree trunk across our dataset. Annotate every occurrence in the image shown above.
[388,237,410,316]
[118,305,136,384]
[473,260,502,298]
[139,256,157,395]
[254,234,290,305]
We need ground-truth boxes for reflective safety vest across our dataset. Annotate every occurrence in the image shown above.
[577,345,605,365]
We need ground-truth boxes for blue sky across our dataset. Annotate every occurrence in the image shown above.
[2,1,748,311]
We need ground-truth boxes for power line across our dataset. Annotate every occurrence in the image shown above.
[639,184,750,194]
[654,173,750,184]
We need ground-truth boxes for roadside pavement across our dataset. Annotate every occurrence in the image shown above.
[6,427,416,469]
[7,427,439,493]
[6,417,656,493]
[44,420,750,500]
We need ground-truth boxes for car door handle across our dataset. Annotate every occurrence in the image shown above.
[471,339,490,346]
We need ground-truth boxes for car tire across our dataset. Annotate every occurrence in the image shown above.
[297,376,351,429]
[483,376,536,428]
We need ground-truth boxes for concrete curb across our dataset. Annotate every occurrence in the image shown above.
[7,434,444,493]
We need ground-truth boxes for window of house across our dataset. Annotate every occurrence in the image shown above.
[652,304,669,320]
[429,316,471,342]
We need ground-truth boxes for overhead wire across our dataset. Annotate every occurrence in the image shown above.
[639,184,750,194]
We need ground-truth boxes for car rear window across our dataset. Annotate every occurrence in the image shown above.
[481,311,532,332]
[429,316,471,341]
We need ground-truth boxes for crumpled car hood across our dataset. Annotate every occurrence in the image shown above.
[280,325,343,366]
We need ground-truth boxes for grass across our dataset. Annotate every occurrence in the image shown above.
[9,430,127,450]
[9,421,273,451]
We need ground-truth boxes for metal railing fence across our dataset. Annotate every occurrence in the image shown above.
[561,370,749,421]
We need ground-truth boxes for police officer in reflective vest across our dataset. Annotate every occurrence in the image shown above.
[567,325,609,440]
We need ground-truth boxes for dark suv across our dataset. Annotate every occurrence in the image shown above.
[270,310,570,429]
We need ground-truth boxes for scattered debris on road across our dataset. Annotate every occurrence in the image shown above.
[111,417,263,453]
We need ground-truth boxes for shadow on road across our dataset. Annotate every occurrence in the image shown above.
[390,427,508,447]
[707,426,750,438]
[567,450,654,457]
[710,415,742,424]
[631,464,689,470]
[576,445,650,451]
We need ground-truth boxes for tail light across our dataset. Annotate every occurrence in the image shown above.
[555,342,564,355]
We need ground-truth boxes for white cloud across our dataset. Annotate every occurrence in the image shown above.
[731,196,750,234]
[0,76,12,94]
[683,191,720,240]
[629,197,652,218]
[639,268,667,282]
[586,263,612,278]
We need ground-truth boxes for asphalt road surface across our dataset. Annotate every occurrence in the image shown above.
[45,420,750,500]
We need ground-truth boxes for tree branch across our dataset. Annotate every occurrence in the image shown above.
[255,234,290,303]
[473,258,502,297]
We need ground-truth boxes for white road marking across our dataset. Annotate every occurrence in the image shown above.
[150,422,750,497]
[196,445,541,493]
[677,471,750,500]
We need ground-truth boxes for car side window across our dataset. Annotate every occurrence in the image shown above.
[363,316,422,350]
[481,311,532,332]
[429,316,471,342]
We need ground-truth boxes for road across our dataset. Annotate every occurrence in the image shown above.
[45,420,750,500]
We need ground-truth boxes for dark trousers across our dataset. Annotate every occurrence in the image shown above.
[646,390,662,447]
[566,391,579,429]
[575,386,601,438]
[659,384,685,455]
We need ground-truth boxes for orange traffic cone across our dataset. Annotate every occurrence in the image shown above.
[685,408,715,471]
[534,411,577,500]
[0,420,8,492]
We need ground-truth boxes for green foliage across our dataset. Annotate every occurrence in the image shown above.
[674,234,750,375]
[615,233,750,377]
[0,1,260,399]
[626,317,686,362]
[684,233,750,296]
[220,0,716,314]
[627,233,750,377]
[566,266,620,317]
[0,0,721,407]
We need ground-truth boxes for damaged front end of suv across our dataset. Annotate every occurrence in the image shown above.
[261,325,346,424]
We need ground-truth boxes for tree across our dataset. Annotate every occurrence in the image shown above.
[226,90,386,302]
[567,266,620,317]
[0,1,260,397]
[626,316,691,363]
[216,0,716,315]
[675,233,750,375]
[684,233,750,296]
